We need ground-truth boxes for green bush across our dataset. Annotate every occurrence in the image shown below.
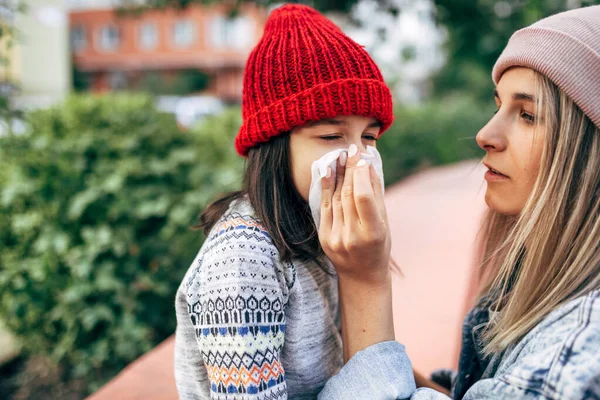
[0,94,243,394]
[378,95,492,185]
[0,91,489,396]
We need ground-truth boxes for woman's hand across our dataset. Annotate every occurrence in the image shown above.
[318,144,392,286]
[318,144,395,361]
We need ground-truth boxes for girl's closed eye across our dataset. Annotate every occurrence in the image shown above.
[319,134,379,142]
[320,135,342,141]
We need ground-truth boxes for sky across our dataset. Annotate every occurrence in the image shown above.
[342,0,446,103]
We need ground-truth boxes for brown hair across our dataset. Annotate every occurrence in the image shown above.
[196,133,323,264]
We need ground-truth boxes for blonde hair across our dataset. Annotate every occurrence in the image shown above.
[480,71,600,355]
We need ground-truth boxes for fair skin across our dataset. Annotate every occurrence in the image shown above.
[289,115,381,201]
[478,67,546,215]
[318,67,545,391]
[289,114,396,370]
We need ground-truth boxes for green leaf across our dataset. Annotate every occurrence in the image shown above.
[0,92,243,395]
[68,189,102,220]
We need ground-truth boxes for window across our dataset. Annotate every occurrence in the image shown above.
[67,0,135,9]
[98,25,120,51]
[172,20,196,48]
[138,22,158,50]
[108,70,127,90]
[209,16,254,49]
[70,25,87,53]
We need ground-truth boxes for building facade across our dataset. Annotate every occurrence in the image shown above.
[2,0,71,110]
[69,2,267,102]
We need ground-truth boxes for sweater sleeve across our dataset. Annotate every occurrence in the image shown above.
[320,290,600,400]
[175,272,211,400]
[176,218,294,400]
[318,341,451,400]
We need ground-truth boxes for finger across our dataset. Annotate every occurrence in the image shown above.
[341,144,360,224]
[354,160,385,231]
[332,156,345,229]
[336,151,347,188]
[319,167,334,236]
[369,164,387,220]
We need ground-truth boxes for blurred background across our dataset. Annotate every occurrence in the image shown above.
[1,0,598,399]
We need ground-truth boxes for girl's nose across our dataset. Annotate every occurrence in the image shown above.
[347,138,368,153]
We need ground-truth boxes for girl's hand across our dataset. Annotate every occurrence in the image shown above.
[318,144,392,286]
[319,144,395,361]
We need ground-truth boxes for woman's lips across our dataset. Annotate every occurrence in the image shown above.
[484,163,509,181]
[485,170,509,182]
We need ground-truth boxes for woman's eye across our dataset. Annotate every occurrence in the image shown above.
[320,136,341,141]
[363,135,377,141]
[521,111,535,123]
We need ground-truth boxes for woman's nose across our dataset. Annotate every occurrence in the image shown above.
[476,116,507,152]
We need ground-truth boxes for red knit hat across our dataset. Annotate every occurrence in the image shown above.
[235,4,394,156]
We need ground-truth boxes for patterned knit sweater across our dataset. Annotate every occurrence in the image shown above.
[174,197,343,400]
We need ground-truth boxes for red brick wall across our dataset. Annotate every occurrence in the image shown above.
[70,4,266,100]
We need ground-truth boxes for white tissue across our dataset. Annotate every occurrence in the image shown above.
[308,145,385,228]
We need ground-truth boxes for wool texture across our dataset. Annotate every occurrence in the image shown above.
[174,198,343,399]
[235,4,394,156]
[493,5,600,129]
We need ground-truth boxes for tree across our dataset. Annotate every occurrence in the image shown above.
[0,1,26,132]
[431,0,600,100]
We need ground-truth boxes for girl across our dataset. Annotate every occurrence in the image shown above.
[174,4,394,400]
[317,5,600,400]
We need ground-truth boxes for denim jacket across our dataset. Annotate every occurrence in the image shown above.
[318,289,600,400]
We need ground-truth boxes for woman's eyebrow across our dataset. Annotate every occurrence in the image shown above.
[512,92,535,102]
[494,88,535,103]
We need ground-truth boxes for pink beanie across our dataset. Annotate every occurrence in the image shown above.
[492,5,600,129]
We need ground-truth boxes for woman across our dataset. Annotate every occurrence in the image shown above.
[317,5,600,399]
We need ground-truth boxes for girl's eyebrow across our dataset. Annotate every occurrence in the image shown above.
[308,119,382,128]
[308,118,346,127]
